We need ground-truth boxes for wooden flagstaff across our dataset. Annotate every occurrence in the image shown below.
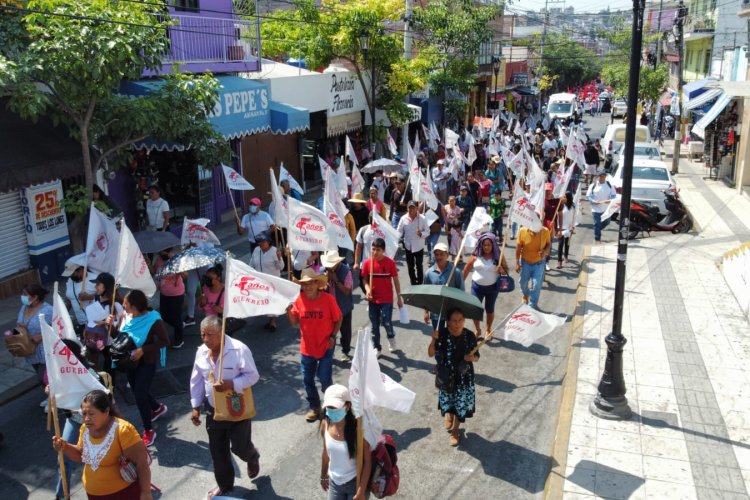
[50,396,69,499]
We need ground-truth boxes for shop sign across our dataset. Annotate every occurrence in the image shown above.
[511,73,529,85]
[209,86,269,120]
[329,73,365,117]
[327,111,362,137]
[20,180,70,255]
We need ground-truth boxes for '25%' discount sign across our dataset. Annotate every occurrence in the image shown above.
[21,180,70,255]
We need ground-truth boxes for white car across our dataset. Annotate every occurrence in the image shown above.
[615,142,662,170]
[612,100,627,118]
[611,159,675,214]
[602,124,651,167]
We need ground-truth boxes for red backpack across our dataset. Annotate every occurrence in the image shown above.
[370,434,400,498]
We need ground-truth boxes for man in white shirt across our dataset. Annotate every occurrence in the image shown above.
[542,132,557,156]
[237,197,275,254]
[190,316,260,499]
[353,218,377,273]
[432,159,450,204]
[397,201,429,285]
[61,255,97,330]
[586,169,617,243]
[146,185,170,231]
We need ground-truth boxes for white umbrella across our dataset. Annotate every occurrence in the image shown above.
[361,158,402,174]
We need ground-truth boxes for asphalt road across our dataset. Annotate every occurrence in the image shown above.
[0,113,615,500]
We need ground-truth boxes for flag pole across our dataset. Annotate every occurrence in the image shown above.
[50,395,69,499]
[445,238,466,288]
[217,253,230,382]
[227,189,242,226]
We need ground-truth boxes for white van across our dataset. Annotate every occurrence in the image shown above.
[547,93,578,121]
[601,123,651,168]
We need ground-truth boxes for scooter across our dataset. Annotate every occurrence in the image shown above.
[626,188,693,239]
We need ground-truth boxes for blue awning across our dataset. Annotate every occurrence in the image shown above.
[120,75,272,140]
[682,78,718,100]
[683,88,722,110]
[270,101,310,134]
[692,92,732,139]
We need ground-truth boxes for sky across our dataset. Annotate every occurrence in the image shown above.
[505,0,635,16]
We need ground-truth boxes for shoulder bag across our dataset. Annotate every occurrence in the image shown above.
[496,274,515,293]
[109,332,138,371]
[4,325,36,358]
[209,366,256,422]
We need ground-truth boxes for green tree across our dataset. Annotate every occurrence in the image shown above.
[536,33,601,91]
[0,0,231,199]
[411,0,500,123]
[260,0,426,129]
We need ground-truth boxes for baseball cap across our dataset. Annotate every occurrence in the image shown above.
[91,272,115,289]
[61,253,86,277]
[433,242,449,254]
[322,384,350,409]
[249,197,261,206]
[436,159,445,165]
[407,200,417,208]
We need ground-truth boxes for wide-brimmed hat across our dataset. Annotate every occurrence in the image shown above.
[295,268,328,285]
[321,250,345,268]
[491,155,501,164]
[349,192,367,204]
[322,384,350,409]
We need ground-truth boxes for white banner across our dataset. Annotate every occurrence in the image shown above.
[224,257,300,318]
[345,135,359,167]
[287,197,334,251]
[444,128,459,150]
[370,211,400,259]
[351,164,366,196]
[504,305,566,347]
[181,218,220,247]
[324,168,354,251]
[601,194,622,222]
[52,283,77,342]
[85,204,120,275]
[42,318,107,411]
[222,164,254,191]
[280,163,304,195]
[462,206,494,252]
[386,130,398,157]
[115,223,157,297]
[573,184,583,226]
[419,168,439,211]
[509,182,542,231]
[270,168,288,229]
[552,161,575,199]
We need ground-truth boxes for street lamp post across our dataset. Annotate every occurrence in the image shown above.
[359,31,377,157]
[590,0,646,421]
[492,56,500,115]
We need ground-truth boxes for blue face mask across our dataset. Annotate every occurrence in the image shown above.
[326,407,347,423]
[21,295,30,306]
[249,206,259,214]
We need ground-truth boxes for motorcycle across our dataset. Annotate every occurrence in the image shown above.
[626,188,692,239]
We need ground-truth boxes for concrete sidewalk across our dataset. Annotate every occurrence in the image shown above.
[550,146,750,498]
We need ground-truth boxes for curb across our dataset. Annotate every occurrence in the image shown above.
[543,245,591,500]
[0,373,40,406]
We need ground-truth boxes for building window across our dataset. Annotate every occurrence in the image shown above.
[173,0,199,12]
[704,49,711,75]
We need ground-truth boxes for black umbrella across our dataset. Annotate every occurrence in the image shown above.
[133,231,180,254]
[401,284,485,321]
[156,246,228,278]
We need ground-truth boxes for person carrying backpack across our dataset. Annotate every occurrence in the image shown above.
[320,384,371,500]
[586,169,617,243]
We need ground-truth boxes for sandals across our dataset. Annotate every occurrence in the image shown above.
[443,413,454,430]
[449,429,460,446]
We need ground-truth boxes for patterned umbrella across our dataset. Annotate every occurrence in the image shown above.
[156,246,228,278]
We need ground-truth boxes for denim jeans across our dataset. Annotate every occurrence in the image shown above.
[391,212,404,229]
[126,361,160,431]
[592,211,610,241]
[55,417,80,498]
[300,348,334,409]
[520,259,545,309]
[328,476,357,500]
[426,232,440,264]
[368,302,395,351]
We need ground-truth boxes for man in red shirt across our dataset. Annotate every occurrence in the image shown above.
[287,269,342,421]
[362,238,404,356]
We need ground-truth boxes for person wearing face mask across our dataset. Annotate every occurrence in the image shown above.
[319,384,371,500]
[370,171,387,203]
[61,254,98,335]
[83,273,125,371]
[17,283,53,408]
[198,265,225,318]
[153,247,187,349]
[237,197,275,254]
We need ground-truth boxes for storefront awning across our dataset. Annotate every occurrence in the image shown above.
[692,92,732,139]
[706,80,750,97]
[270,101,310,134]
[120,75,272,140]
[683,88,722,110]
[327,111,362,137]
[682,78,718,100]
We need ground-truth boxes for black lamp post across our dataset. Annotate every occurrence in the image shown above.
[492,56,500,114]
[359,30,376,157]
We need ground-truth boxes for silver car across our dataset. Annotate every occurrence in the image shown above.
[611,159,675,214]
[615,142,662,170]
[612,100,627,118]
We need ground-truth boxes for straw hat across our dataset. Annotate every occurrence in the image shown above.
[295,268,328,287]
[349,193,367,204]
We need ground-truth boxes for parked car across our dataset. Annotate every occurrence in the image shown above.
[610,158,676,214]
[615,142,662,170]
[612,100,627,118]
[602,124,651,168]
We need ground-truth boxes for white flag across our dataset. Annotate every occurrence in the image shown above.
[115,223,157,298]
[504,305,566,347]
[424,209,439,227]
[506,149,526,178]
[466,134,477,166]
[85,204,120,274]
[462,206,494,253]
[419,167,439,211]
[41,318,106,411]
[552,161,575,199]
[181,218,220,247]
[224,257,300,318]
[52,283,77,342]
[370,211,400,259]
[413,132,420,154]
[386,130,399,157]
[335,157,349,197]
[287,197,334,251]
[510,181,542,232]
[573,184,583,226]
[601,194,622,222]
[351,164,366,196]
[324,168,354,251]
[444,128,460,150]
[345,135,359,168]
[269,168,288,229]
[280,163,304,195]
[222,164,254,191]
[557,123,569,146]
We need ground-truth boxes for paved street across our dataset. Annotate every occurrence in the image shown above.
[0,116,616,500]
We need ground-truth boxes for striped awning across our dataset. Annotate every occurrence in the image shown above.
[683,88,722,110]
[692,93,732,139]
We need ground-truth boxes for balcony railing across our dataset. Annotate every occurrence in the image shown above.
[684,12,717,33]
[164,14,259,65]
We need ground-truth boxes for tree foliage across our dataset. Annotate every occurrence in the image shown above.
[536,33,601,91]
[0,0,231,197]
[260,0,426,128]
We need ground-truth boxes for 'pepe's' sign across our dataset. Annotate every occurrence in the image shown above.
[211,87,269,119]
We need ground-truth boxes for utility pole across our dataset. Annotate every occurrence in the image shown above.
[590,0,647,422]
[539,0,564,112]
[401,0,414,158]
[671,0,686,175]
[656,0,664,63]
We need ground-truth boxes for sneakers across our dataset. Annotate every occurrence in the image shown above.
[339,352,353,362]
[151,403,168,422]
[183,317,196,327]
[172,341,184,349]
[376,350,383,359]
[545,263,550,272]
[142,429,157,447]
[387,338,397,352]
[305,407,321,422]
